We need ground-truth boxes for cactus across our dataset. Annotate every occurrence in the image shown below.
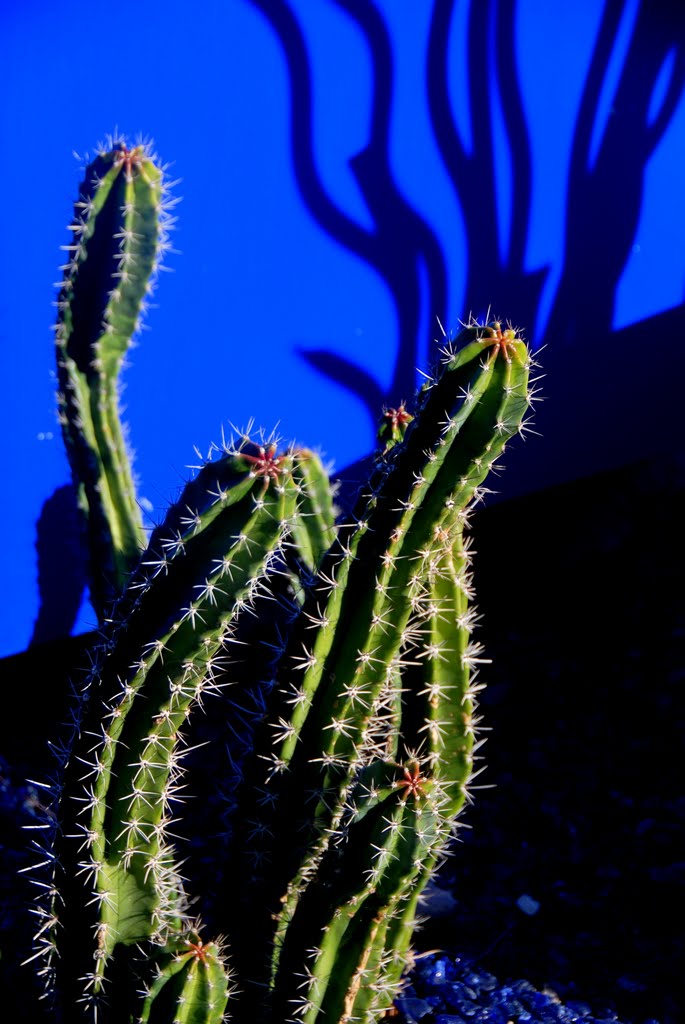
[55,136,173,620]
[25,139,537,1024]
[35,436,305,1018]
[219,323,531,1022]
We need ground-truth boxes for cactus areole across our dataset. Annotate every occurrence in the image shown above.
[25,138,538,1024]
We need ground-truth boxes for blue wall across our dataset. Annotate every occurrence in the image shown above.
[1,0,683,656]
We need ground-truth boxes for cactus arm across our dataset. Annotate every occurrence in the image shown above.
[139,938,231,1024]
[284,325,528,828]
[272,786,441,1023]
[56,140,169,617]
[357,527,481,1006]
[420,529,480,813]
[290,448,338,576]
[42,440,299,1018]
[271,324,527,783]
[225,323,532,1014]
[273,529,478,1023]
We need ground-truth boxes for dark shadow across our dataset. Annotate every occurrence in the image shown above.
[513,0,685,497]
[546,0,685,343]
[0,630,95,769]
[30,484,88,647]
[493,303,685,502]
[427,0,549,331]
[428,452,685,1024]
[296,345,386,419]
[247,0,448,422]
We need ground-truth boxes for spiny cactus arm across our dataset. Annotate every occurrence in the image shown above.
[40,439,299,1019]
[267,323,528,828]
[354,527,483,1004]
[280,322,528,773]
[310,323,529,772]
[400,526,481,811]
[289,448,338,576]
[271,331,500,777]
[56,138,172,617]
[323,804,445,1024]
[344,444,508,1009]
[271,781,444,1024]
[91,465,294,867]
[226,322,533,1005]
[273,524,477,1023]
[139,937,232,1024]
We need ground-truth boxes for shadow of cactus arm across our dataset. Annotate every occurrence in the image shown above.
[297,345,386,427]
[30,484,88,648]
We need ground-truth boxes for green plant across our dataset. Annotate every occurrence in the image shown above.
[54,140,170,620]
[26,138,537,1024]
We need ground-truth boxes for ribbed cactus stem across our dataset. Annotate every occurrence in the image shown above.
[277,775,445,1024]
[291,525,479,1020]
[290,449,338,576]
[222,321,533,1021]
[139,937,232,1024]
[55,137,173,617]
[361,526,482,1002]
[36,436,299,1021]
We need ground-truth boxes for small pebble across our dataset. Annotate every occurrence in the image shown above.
[516,893,541,916]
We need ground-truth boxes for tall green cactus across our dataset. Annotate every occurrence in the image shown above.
[35,436,305,1019]
[220,323,531,1023]
[55,137,172,619]
[25,139,538,1024]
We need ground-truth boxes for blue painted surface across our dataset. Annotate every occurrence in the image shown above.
[0,0,683,656]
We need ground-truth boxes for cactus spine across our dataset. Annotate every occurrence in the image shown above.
[26,139,538,1024]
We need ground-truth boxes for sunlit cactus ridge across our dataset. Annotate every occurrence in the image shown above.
[25,138,537,1024]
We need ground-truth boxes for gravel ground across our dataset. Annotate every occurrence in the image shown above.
[1,455,682,1023]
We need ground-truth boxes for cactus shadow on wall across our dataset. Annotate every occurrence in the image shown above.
[30,484,88,647]
[30,0,685,640]
[252,0,685,493]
